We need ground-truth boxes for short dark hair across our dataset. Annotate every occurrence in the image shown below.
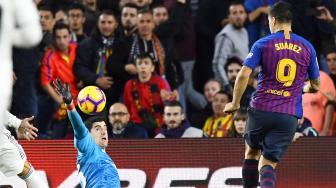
[269,2,292,23]
[214,90,232,101]
[100,10,116,18]
[233,108,247,120]
[152,3,167,10]
[325,48,336,56]
[84,116,106,131]
[229,0,244,7]
[68,3,85,14]
[135,52,154,64]
[122,3,139,11]
[38,5,55,17]
[204,78,222,90]
[224,57,242,73]
[52,21,71,38]
[228,1,244,13]
[138,8,153,16]
[164,100,184,113]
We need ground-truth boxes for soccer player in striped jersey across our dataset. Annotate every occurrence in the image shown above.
[54,79,120,188]
[224,2,320,188]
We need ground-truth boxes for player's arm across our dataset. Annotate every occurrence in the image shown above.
[303,48,321,93]
[5,111,22,130]
[302,78,320,93]
[224,66,252,113]
[12,0,42,47]
[54,79,88,139]
[5,111,38,140]
[224,41,261,113]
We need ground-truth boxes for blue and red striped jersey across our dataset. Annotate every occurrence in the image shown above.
[243,30,320,118]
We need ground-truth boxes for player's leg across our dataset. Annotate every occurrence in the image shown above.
[260,113,297,188]
[258,156,277,188]
[18,161,48,188]
[243,143,261,188]
[242,107,264,188]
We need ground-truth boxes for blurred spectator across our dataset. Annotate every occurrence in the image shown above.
[74,10,129,108]
[68,3,87,43]
[37,22,79,139]
[302,71,335,136]
[223,57,255,108]
[119,0,132,7]
[82,0,100,35]
[227,108,247,137]
[55,8,69,24]
[152,4,169,26]
[130,0,152,10]
[194,0,234,92]
[244,0,276,47]
[324,50,336,135]
[203,79,222,104]
[154,1,207,111]
[190,79,221,129]
[98,0,121,16]
[11,1,45,119]
[316,5,336,32]
[203,90,233,137]
[152,2,199,111]
[213,1,249,86]
[321,90,336,136]
[326,49,336,85]
[125,9,183,92]
[11,47,41,119]
[108,103,148,138]
[38,5,55,52]
[155,100,205,138]
[120,3,139,38]
[39,0,75,11]
[293,117,319,142]
[124,53,177,137]
[174,0,208,111]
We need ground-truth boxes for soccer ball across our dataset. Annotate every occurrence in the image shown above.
[77,86,106,115]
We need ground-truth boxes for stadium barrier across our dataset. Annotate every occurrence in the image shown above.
[0,138,335,188]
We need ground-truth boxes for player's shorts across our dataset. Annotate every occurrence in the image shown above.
[244,107,297,162]
[0,129,26,177]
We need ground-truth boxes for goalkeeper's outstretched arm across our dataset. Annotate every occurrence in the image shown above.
[53,79,88,140]
[66,105,89,140]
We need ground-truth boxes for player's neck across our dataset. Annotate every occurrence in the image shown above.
[274,24,291,33]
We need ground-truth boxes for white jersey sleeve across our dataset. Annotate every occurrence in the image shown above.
[5,111,21,130]
[11,0,42,47]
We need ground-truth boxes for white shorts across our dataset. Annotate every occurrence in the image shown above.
[0,129,26,177]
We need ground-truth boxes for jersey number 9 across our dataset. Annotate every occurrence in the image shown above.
[276,58,297,87]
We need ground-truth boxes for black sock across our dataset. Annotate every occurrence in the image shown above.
[260,165,276,188]
[242,159,259,188]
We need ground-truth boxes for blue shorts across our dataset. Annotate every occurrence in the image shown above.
[244,107,297,162]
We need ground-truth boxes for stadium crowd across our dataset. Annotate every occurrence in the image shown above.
[8,0,336,139]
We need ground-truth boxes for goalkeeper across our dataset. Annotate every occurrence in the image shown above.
[54,79,120,188]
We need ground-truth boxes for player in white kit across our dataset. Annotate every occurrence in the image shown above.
[0,0,47,187]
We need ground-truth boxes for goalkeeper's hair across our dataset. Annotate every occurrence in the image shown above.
[84,116,106,131]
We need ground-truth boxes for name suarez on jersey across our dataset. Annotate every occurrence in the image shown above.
[274,42,301,54]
